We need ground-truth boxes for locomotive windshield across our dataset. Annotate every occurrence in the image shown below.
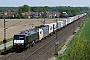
[14,35,25,40]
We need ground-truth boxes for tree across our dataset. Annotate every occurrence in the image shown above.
[58,6,81,17]
[67,11,73,17]
[14,13,21,19]
[31,6,51,12]
[22,5,30,12]
[18,7,22,13]
[18,5,30,13]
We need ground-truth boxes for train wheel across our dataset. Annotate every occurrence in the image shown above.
[29,45,30,49]
[44,37,46,39]
[31,43,33,47]
[33,41,35,46]
[28,43,30,49]
[39,40,41,42]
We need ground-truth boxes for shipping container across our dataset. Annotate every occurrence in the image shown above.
[44,23,53,35]
[34,27,44,41]
[41,25,49,38]
[57,21,63,29]
[36,25,49,38]
[61,19,68,26]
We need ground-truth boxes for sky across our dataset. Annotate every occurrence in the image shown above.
[0,0,90,7]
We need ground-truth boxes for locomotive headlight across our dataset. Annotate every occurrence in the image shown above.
[22,44,24,45]
[14,44,16,45]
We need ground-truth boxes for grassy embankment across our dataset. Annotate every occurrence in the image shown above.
[56,17,90,60]
[0,38,13,55]
[0,38,13,45]
[0,46,13,55]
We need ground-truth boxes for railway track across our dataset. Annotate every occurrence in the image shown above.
[23,19,74,60]
[0,16,87,60]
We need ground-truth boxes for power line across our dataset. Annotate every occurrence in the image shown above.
[6,21,21,29]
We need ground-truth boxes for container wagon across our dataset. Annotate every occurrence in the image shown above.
[44,23,53,36]
[57,21,63,29]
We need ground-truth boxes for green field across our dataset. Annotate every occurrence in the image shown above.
[56,18,90,60]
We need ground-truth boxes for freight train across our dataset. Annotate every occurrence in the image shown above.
[13,13,87,50]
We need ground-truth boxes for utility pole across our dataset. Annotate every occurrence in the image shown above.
[59,15,60,21]
[73,18,75,34]
[3,20,21,51]
[73,21,74,34]
[3,18,7,51]
[44,17,45,24]
[43,12,46,24]
[79,18,80,27]
[55,19,59,55]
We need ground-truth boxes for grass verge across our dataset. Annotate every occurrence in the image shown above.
[0,38,13,45]
[56,18,90,60]
[0,46,13,55]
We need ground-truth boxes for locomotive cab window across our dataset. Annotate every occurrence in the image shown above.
[19,37,24,40]
[14,35,25,40]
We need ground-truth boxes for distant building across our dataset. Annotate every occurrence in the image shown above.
[4,12,16,17]
[22,12,30,18]
[60,12,68,18]
[3,11,61,19]
[46,12,60,18]
[30,12,39,18]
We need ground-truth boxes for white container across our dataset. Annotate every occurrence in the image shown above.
[57,21,64,29]
[44,23,53,34]
[38,28,43,41]
[61,19,68,26]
